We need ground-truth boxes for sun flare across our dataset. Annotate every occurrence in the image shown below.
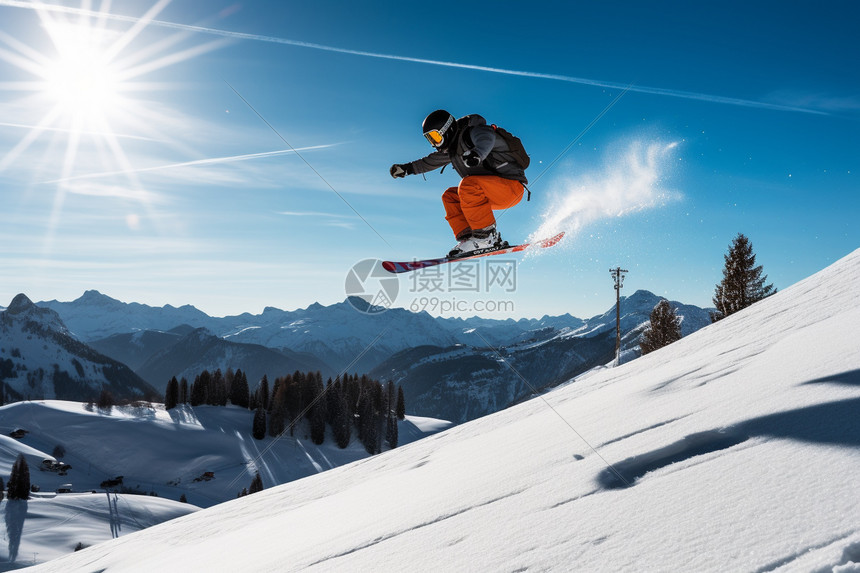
[41,22,124,122]
[0,0,225,180]
[0,0,228,254]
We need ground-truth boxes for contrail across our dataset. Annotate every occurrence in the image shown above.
[42,144,338,184]
[0,121,156,141]
[0,0,825,115]
[276,210,354,218]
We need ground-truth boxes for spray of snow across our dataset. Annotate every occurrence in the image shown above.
[530,139,681,243]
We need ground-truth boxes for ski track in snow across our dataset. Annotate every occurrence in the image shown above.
[306,487,532,569]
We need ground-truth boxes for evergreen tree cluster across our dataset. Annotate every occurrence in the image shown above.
[626,233,776,358]
[163,369,406,455]
[237,472,264,498]
[262,372,405,454]
[164,368,250,410]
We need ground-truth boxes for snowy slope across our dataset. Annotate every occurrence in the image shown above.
[0,493,197,571]
[0,401,449,568]
[28,248,860,572]
[0,401,449,509]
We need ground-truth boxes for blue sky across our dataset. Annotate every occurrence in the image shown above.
[1,0,857,320]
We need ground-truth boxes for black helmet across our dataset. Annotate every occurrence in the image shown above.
[422,109,458,150]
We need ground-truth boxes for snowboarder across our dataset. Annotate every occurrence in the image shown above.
[390,110,528,258]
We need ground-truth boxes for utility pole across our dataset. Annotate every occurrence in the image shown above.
[609,267,628,365]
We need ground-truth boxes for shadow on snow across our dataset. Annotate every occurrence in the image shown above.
[598,389,860,489]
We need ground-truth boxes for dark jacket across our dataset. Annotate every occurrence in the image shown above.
[408,115,528,184]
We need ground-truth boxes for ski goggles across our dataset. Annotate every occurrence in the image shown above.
[423,115,454,148]
[424,129,445,147]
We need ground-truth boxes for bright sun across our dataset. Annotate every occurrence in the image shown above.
[42,22,123,122]
[0,0,224,183]
[0,0,226,247]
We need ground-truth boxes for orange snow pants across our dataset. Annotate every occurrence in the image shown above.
[442,175,524,238]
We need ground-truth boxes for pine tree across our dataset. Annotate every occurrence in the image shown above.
[712,233,776,322]
[372,382,385,454]
[325,379,337,426]
[212,369,227,406]
[385,381,399,449]
[165,376,179,410]
[640,299,683,355]
[190,373,205,406]
[249,472,263,494]
[268,384,287,437]
[386,413,399,449]
[179,494,187,503]
[230,369,250,408]
[8,454,30,500]
[310,397,327,445]
[179,378,188,404]
[97,388,114,410]
[225,367,235,400]
[252,407,267,440]
[284,376,302,436]
[346,375,361,419]
[358,381,384,455]
[0,477,5,501]
[259,375,270,411]
[396,385,406,421]
[332,381,351,449]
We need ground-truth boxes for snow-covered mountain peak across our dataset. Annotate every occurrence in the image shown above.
[4,293,70,335]
[1,294,157,402]
[39,291,212,341]
[77,289,115,304]
[7,292,35,313]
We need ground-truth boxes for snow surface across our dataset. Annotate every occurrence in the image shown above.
[24,248,860,572]
[0,402,449,567]
[0,493,197,571]
[0,402,448,509]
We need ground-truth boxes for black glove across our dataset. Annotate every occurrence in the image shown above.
[390,163,412,178]
[463,151,481,168]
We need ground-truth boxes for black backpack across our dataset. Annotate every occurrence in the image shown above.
[490,124,530,170]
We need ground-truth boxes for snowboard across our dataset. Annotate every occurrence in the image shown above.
[381,232,565,274]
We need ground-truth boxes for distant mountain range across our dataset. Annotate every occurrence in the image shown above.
[371,289,713,423]
[2,290,713,421]
[40,291,459,375]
